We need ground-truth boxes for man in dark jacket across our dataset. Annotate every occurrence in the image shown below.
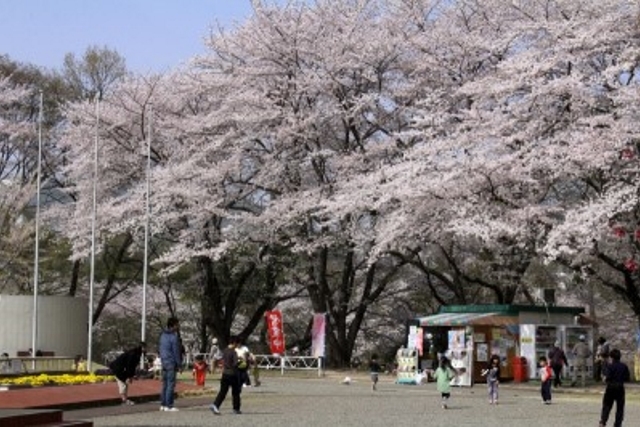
[210,336,242,415]
[548,341,568,388]
[599,348,630,427]
[109,342,145,405]
[159,317,182,412]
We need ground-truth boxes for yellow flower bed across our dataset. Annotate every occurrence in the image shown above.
[1,373,114,387]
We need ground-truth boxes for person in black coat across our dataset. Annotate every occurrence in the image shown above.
[599,348,630,427]
[109,342,146,405]
[210,336,242,415]
[548,341,568,388]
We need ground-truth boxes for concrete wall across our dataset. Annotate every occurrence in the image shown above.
[0,295,88,357]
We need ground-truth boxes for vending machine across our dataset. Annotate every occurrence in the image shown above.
[448,328,473,386]
[520,325,559,379]
[520,324,592,379]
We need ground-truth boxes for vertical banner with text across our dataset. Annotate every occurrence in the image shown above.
[311,313,326,358]
[266,310,285,355]
[416,327,424,356]
[407,325,417,349]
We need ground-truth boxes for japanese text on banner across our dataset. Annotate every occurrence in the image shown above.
[266,310,285,354]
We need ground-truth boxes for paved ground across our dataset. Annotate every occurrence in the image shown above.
[65,373,640,427]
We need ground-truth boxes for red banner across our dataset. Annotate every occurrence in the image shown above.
[265,310,285,355]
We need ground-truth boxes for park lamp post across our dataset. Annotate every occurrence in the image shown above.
[141,104,152,367]
[31,90,44,369]
[87,96,100,372]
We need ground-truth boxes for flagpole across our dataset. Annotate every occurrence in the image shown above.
[31,90,43,366]
[141,104,151,352]
[88,96,100,372]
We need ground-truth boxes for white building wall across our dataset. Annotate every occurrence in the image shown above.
[0,295,88,357]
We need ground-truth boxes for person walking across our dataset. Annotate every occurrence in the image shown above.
[571,335,592,387]
[252,356,262,387]
[369,354,382,391]
[539,355,553,404]
[432,356,457,409]
[599,348,630,427]
[159,317,182,412]
[209,338,221,374]
[109,342,145,405]
[548,341,568,387]
[595,336,611,382]
[210,336,242,415]
[482,354,500,405]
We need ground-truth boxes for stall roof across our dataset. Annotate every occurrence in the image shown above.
[438,304,585,316]
[417,312,518,327]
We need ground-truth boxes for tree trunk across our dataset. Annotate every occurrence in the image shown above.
[67,259,81,296]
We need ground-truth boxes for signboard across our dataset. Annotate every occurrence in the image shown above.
[416,327,424,356]
[311,313,326,358]
[266,310,285,355]
[408,325,417,349]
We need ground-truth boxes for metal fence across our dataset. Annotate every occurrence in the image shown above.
[0,356,77,375]
[186,353,323,377]
[254,355,323,377]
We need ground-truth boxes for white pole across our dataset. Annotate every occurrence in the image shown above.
[88,96,100,372]
[31,90,43,367]
[141,105,151,353]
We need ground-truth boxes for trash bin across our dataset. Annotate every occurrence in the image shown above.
[512,356,528,383]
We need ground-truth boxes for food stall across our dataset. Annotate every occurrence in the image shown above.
[411,304,592,385]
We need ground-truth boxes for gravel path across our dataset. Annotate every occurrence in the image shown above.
[69,374,640,427]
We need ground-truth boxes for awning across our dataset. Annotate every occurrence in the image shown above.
[417,312,518,327]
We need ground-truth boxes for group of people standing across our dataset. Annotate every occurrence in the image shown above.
[209,335,256,415]
[543,335,630,427]
[419,334,630,427]
[547,334,599,388]
[108,316,256,416]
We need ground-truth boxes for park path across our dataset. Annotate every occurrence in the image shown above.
[64,373,640,427]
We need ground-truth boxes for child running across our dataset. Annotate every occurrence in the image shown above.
[482,354,501,405]
[433,356,457,409]
[192,355,208,388]
[369,354,382,391]
[539,356,553,404]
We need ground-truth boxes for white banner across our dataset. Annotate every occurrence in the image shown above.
[408,325,417,349]
[311,313,326,358]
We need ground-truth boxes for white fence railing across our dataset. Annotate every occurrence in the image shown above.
[254,355,323,377]
[185,353,323,377]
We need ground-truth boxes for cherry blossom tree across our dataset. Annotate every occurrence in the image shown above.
[0,59,79,295]
[0,75,37,292]
[194,0,422,364]
[320,0,640,318]
[53,0,640,358]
